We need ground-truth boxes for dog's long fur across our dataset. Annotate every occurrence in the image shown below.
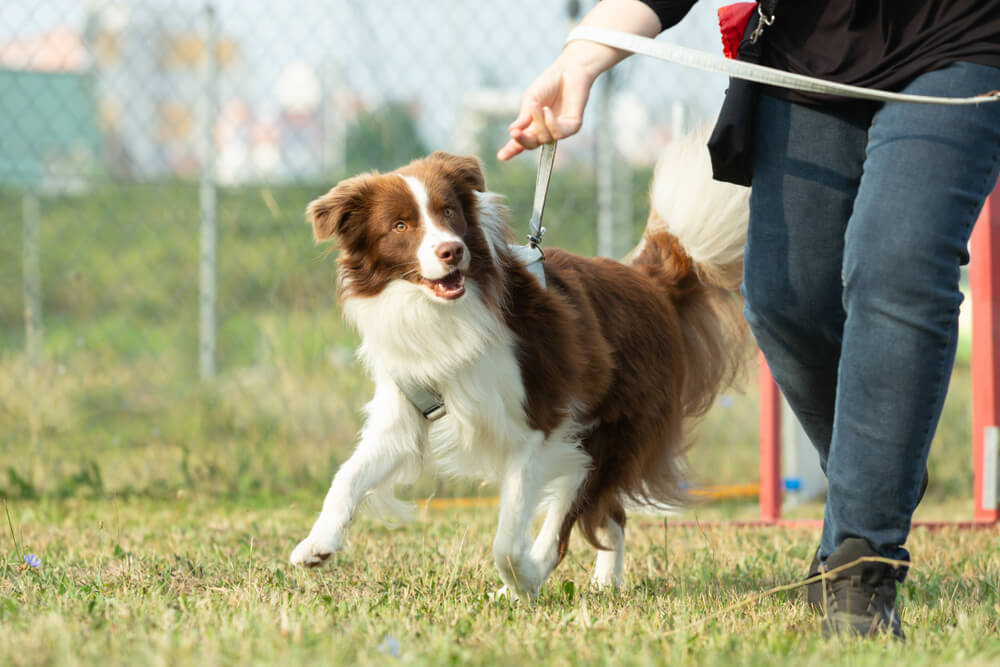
[290,134,750,600]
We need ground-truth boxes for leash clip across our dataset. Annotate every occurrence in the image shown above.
[528,228,546,256]
[749,4,775,45]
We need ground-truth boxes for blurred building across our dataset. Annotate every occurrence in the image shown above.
[84,4,239,179]
[0,29,98,192]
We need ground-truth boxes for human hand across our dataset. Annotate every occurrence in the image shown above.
[495,0,661,161]
[496,59,596,161]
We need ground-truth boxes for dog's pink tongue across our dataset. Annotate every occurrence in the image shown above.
[434,272,464,299]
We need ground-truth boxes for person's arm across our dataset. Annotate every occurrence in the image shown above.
[498,0,692,161]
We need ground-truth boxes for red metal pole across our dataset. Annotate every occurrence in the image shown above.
[970,179,1000,524]
[758,351,782,522]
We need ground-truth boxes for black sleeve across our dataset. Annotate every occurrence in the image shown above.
[636,0,700,32]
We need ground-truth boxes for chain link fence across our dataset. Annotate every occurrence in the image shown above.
[0,1,765,499]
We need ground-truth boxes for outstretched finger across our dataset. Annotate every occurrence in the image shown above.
[497,136,526,161]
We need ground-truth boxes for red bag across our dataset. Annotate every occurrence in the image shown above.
[718,3,757,59]
[708,1,773,186]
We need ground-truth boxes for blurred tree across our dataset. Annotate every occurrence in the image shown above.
[344,101,429,174]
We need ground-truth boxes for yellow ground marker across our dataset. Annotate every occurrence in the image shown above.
[420,484,759,510]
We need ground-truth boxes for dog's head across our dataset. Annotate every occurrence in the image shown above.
[307,152,503,303]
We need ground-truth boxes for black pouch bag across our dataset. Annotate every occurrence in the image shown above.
[707,1,777,186]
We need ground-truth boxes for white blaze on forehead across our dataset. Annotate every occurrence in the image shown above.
[401,174,467,280]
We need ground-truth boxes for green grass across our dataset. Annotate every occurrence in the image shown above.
[2,496,999,666]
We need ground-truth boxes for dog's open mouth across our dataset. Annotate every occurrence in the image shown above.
[421,270,466,300]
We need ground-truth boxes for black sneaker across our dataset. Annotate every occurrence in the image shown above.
[806,467,927,610]
[816,537,905,639]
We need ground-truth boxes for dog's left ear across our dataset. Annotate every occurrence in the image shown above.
[428,151,486,193]
[306,174,373,243]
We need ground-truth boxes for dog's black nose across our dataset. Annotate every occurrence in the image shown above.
[435,242,464,265]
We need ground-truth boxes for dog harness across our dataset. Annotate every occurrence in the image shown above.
[394,143,557,421]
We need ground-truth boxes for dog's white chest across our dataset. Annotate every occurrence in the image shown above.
[422,338,533,478]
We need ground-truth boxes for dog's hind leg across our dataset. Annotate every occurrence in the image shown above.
[290,380,425,568]
[591,503,626,589]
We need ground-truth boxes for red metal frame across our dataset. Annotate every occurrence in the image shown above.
[752,184,1000,527]
[970,178,1000,524]
[757,352,782,523]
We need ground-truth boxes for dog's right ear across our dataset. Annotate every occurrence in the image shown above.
[306,174,372,243]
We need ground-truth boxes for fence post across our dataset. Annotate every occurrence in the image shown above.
[22,188,42,368]
[198,4,219,379]
[23,188,43,454]
[596,68,616,258]
[970,178,1000,523]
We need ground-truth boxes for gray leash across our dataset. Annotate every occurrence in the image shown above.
[529,141,556,249]
[567,27,1000,106]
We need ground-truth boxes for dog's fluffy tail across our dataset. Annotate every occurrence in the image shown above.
[629,129,750,424]
[628,128,750,289]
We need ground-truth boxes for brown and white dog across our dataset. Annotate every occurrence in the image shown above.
[290,134,750,601]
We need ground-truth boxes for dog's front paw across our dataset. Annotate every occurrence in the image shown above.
[493,550,542,603]
[488,585,516,603]
[590,571,623,590]
[487,586,517,602]
[289,534,342,568]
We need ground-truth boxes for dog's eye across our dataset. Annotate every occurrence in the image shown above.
[442,207,454,218]
[393,221,407,232]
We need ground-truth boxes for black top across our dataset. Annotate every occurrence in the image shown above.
[639,1,1000,103]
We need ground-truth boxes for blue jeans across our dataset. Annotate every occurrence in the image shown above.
[743,62,1000,564]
